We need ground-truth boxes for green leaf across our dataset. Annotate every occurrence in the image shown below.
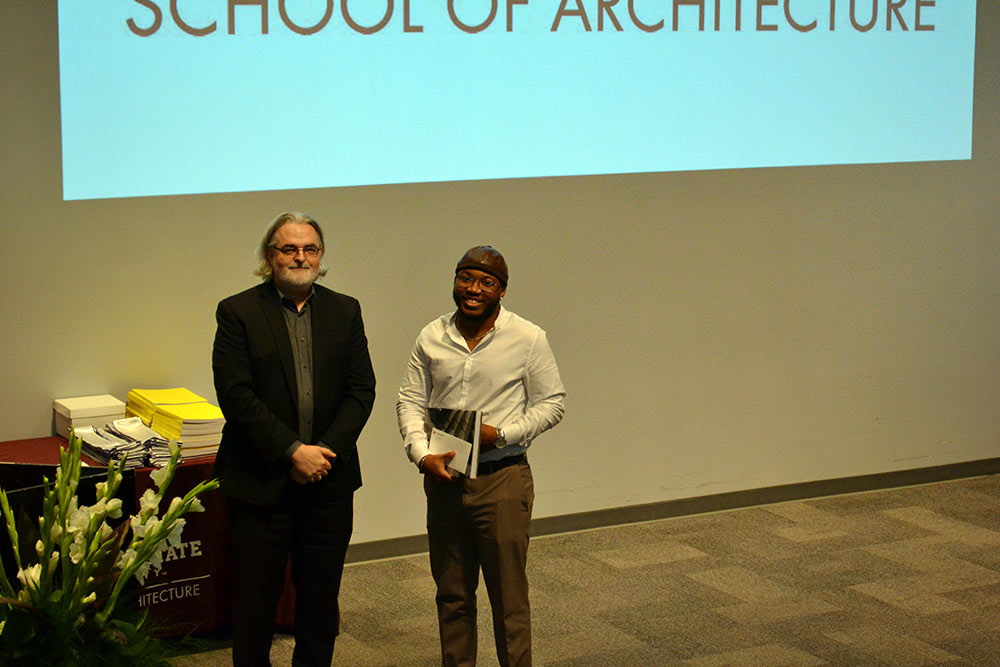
[15,505,39,568]
[102,625,127,645]
[0,604,38,647]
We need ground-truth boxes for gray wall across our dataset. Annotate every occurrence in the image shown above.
[2,2,998,544]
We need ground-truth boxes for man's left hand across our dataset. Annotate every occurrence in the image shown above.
[291,444,337,484]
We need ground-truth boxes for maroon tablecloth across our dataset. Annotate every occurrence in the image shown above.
[0,436,296,635]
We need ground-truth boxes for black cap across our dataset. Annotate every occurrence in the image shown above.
[455,246,508,286]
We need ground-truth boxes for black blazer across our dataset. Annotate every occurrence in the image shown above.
[211,282,376,507]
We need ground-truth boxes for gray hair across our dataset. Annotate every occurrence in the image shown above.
[255,211,328,280]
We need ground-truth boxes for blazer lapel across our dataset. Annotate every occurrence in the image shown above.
[258,283,298,404]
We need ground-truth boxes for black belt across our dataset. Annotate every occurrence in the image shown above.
[477,453,526,476]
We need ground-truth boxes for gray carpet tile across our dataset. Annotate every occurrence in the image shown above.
[170,474,1000,665]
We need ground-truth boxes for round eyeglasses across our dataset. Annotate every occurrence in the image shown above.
[455,273,500,291]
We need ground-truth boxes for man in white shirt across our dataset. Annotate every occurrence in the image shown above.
[397,246,566,667]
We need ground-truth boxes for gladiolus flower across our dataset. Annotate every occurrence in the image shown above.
[139,488,160,516]
[106,497,123,519]
[17,563,41,588]
[167,518,186,547]
[69,534,87,564]
[68,508,89,535]
[150,465,170,491]
[166,496,184,516]
[135,560,152,585]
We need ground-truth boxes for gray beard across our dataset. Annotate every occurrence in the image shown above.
[274,267,318,291]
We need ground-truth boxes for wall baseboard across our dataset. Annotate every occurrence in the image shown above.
[345,457,1000,564]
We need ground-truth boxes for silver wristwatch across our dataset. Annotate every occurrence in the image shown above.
[494,428,507,449]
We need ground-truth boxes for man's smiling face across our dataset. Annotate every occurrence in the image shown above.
[453,268,505,320]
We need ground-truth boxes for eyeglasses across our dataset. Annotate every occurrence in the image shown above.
[270,244,322,257]
[455,273,501,291]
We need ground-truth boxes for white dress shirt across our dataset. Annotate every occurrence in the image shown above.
[397,307,566,466]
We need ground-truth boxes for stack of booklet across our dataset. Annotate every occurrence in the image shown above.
[127,388,224,460]
[126,387,203,425]
[150,401,224,459]
[73,417,173,469]
[427,407,482,478]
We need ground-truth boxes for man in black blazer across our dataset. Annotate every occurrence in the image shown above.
[212,212,376,666]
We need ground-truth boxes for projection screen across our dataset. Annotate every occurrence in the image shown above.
[57,0,975,200]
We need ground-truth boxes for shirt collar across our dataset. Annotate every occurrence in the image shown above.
[275,283,315,311]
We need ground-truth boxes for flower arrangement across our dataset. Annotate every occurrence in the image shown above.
[0,430,219,665]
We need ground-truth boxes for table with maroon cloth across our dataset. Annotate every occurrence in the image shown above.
[0,436,296,635]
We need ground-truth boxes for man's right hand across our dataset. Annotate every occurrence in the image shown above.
[420,451,456,482]
[291,444,337,485]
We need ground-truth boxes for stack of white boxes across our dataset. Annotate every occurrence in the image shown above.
[52,394,127,439]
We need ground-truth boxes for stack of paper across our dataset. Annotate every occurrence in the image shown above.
[53,395,127,439]
[150,401,224,459]
[107,416,174,468]
[126,387,207,425]
[74,417,172,469]
[127,387,224,459]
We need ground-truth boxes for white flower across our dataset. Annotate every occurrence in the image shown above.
[144,517,162,538]
[17,563,41,588]
[95,481,107,497]
[69,533,87,564]
[50,523,62,542]
[149,543,167,572]
[130,514,147,538]
[134,560,152,585]
[35,539,44,556]
[166,496,184,517]
[167,518,186,547]
[150,464,170,491]
[106,497,123,520]
[139,488,160,518]
[100,523,113,541]
[87,498,107,522]
[116,548,137,570]
[68,508,89,535]
[188,497,205,513]
[49,552,59,569]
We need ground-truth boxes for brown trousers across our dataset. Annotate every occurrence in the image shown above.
[424,461,535,667]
